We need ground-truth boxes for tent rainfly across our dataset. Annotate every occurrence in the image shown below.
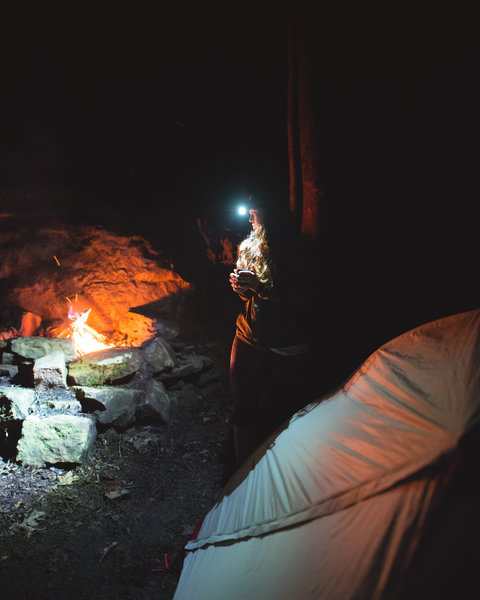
[173,309,480,600]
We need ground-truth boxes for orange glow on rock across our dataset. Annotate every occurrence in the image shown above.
[1,225,192,348]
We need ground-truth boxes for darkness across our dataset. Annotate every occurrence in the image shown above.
[0,5,288,220]
[1,4,479,388]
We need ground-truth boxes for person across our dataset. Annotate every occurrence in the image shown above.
[226,200,317,471]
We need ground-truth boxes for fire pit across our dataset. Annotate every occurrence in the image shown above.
[0,223,223,468]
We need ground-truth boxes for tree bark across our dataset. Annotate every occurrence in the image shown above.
[287,0,322,240]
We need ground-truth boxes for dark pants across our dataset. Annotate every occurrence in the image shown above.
[230,336,314,440]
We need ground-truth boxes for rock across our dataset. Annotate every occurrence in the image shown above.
[8,226,192,340]
[124,429,166,453]
[153,318,180,341]
[159,354,213,383]
[68,347,144,386]
[11,337,76,363]
[196,365,220,388]
[0,364,19,378]
[1,352,14,364]
[74,386,142,430]
[141,336,177,373]
[136,379,170,423]
[38,397,82,414]
[33,351,67,390]
[0,386,35,419]
[16,414,97,466]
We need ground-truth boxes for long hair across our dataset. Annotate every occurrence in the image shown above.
[236,224,273,287]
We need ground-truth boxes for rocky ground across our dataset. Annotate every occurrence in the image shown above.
[0,338,233,600]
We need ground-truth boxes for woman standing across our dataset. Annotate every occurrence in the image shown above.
[228,201,316,468]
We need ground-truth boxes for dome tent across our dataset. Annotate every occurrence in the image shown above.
[174,309,480,600]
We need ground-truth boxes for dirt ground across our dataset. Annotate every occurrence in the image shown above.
[0,339,233,600]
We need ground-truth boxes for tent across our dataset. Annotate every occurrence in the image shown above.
[173,309,480,600]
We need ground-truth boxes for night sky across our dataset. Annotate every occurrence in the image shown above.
[1,4,479,369]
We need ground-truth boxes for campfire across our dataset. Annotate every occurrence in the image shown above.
[0,222,228,470]
[0,224,192,352]
[52,305,115,358]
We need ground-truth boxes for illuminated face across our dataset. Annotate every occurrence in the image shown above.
[249,209,263,231]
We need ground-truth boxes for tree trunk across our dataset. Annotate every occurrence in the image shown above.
[287,0,323,240]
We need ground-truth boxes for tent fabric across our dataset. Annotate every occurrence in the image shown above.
[174,309,480,600]
[175,474,445,600]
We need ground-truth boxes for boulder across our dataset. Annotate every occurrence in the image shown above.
[9,225,191,346]
[33,351,67,390]
[68,347,144,386]
[136,379,170,423]
[141,336,177,373]
[16,414,97,466]
[74,386,142,430]
[0,386,35,420]
[11,337,76,363]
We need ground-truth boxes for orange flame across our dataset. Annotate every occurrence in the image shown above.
[55,307,115,357]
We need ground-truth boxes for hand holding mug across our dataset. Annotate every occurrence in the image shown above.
[230,268,259,293]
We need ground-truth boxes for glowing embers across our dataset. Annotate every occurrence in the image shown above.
[54,305,115,358]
